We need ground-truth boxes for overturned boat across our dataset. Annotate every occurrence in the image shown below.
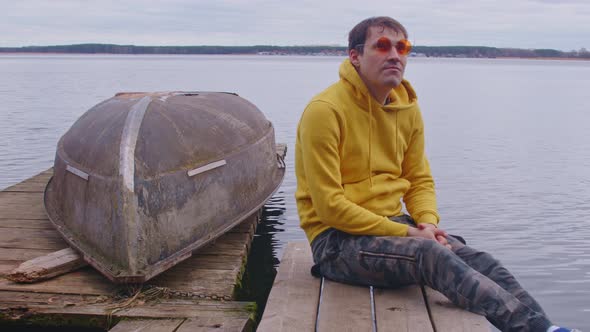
[44,92,285,283]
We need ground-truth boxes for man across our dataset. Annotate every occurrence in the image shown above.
[294,16,579,332]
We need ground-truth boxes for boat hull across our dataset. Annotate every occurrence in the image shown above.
[44,92,285,283]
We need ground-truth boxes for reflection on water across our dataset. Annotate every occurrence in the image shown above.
[237,192,286,326]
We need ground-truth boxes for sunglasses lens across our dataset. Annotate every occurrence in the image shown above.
[375,37,392,52]
[396,39,412,55]
[374,37,412,55]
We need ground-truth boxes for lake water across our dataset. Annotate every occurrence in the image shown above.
[1,54,589,330]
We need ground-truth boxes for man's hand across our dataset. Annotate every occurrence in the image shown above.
[407,223,451,249]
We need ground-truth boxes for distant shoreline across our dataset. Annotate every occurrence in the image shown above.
[1,52,589,61]
[1,44,589,60]
[498,56,590,61]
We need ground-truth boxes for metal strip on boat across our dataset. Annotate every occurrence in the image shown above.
[65,165,89,181]
[187,160,227,177]
[119,96,151,191]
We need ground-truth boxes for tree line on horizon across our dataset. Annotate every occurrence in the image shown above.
[1,44,589,59]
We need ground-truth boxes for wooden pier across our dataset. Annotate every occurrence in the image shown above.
[0,168,260,331]
[258,242,491,332]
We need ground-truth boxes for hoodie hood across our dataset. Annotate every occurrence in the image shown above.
[338,59,419,187]
[338,59,418,112]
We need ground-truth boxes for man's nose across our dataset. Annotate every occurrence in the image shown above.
[387,45,401,60]
[386,47,401,61]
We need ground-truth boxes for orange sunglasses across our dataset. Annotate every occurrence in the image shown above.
[357,37,413,56]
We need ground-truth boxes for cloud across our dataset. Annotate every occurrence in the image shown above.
[0,0,588,50]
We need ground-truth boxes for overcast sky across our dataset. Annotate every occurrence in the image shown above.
[2,0,588,51]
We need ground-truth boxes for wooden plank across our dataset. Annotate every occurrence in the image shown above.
[0,247,56,261]
[186,254,244,270]
[0,170,50,221]
[0,291,254,323]
[2,169,52,193]
[151,268,238,298]
[0,248,59,275]
[424,287,490,332]
[6,247,86,283]
[0,262,248,298]
[0,227,67,250]
[317,279,373,331]
[0,267,115,295]
[214,232,252,244]
[228,218,256,234]
[0,191,46,203]
[197,246,246,257]
[0,268,238,300]
[201,241,248,252]
[0,250,241,276]
[0,290,253,313]
[374,286,433,332]
[0,208,47,220]
[0,191,47,219]
[27,168,54,180]
[0,293,254,319]
[109,319,185,332]
[0,290,98,306]
[0,218,54,229]
[176,316,252,332]
[2,183,46,193]
[258,241,320,332]
[0,261,27,275]
[153,260,240,278]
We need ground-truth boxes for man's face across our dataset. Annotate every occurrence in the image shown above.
[350,26,408,96]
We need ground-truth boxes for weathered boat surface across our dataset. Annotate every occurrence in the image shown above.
[44,91,285,283]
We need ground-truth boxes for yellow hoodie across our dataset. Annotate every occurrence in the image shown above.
[295,59,439,243]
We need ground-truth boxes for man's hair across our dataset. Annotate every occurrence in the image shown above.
[348,16,408,54]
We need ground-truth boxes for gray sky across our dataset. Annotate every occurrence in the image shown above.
[2,0,589,51]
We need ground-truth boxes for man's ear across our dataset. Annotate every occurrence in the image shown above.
[349,48,361,68]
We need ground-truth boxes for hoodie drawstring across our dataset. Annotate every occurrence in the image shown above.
[368,95,373,188]
[368,97,399,189]
[395,109,398,163]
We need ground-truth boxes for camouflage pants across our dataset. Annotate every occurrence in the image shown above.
[310,215,552,332]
